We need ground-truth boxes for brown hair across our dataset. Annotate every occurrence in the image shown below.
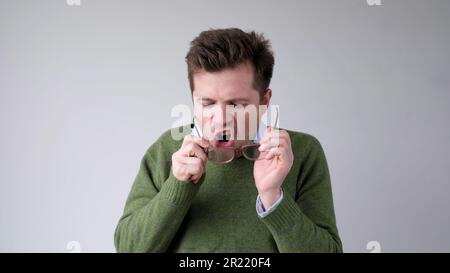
[185,28,274,97]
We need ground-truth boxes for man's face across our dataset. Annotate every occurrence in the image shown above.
[192,61,271,148]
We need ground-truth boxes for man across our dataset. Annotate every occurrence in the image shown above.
[114,28,342,252]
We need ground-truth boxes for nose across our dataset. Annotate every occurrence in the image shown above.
[212,104,233,132]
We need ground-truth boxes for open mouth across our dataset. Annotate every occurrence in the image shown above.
[213,132,234,148]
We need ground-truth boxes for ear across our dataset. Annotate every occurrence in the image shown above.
[262,89,272,106]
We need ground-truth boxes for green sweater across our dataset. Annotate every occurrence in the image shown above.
[114,125,342,253]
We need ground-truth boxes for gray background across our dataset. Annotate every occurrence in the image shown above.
[1,0,449,252]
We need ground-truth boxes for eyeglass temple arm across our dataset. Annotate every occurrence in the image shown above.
[273,107,279,129]
[255,106,279,143]
[191,116,202,137]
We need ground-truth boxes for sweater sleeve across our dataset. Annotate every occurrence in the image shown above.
[258,136,343,253]
[114,148,202,253]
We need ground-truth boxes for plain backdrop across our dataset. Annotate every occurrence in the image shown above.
[1,0,449,252]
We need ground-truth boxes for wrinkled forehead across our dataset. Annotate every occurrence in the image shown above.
[192,63,259,102]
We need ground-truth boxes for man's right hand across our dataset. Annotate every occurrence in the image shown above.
[171,135,209,183]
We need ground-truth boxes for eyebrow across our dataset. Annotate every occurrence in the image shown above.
[229,98,250,103]
[197,97,250,103]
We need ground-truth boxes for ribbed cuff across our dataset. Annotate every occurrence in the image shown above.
[259,189,302,234]
[159,171,202,206]
[256,188,284,218]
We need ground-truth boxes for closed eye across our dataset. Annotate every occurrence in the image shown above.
[199,99,215,107]
[230,102,248,107]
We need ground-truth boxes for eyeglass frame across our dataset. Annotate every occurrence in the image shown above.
[190,107,279,164]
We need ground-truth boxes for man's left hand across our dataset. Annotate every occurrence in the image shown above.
[253,127,294,209]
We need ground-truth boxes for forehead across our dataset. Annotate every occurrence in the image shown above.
[192,62,259,100]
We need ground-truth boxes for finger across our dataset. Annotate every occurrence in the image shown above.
[177,156,205,166]
[265,147,283,160]
[180,142,208,163]
[260,127,281,144]
[184,162,204,178]
[261,130,290,148]
[178,166,203,183]
[258,142,274,152]
[271,136,288,147]
[256,149,270,161]
[259,127,272,144]
[183,135,210,149]
[172,165,191,182]
[267,146,293,162]
[190,173,204,184]
[175,160,204,181]
[190,135,210,149]
[278,130,291,146]
[259,138,290,152]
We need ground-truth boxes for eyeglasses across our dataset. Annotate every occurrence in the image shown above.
[190,108,279,164]
[206,142,261,163]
